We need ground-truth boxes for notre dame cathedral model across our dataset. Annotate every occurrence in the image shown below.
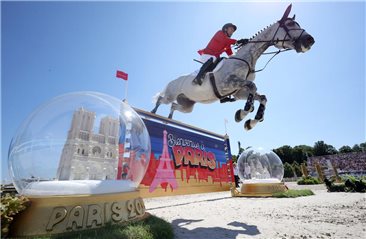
[56,108,120,180]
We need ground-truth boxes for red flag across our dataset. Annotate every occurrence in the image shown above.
[116,70,128,81]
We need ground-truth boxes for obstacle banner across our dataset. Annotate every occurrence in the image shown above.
[135,109,234,197]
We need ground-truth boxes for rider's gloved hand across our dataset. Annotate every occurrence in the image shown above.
[236,39,249,45]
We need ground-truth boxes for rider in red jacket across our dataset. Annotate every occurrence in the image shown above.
[193,23,248,85]
[198,29,237,58]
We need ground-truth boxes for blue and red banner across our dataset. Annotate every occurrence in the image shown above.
[139,117,234,195]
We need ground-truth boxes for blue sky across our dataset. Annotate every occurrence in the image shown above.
[1,1,365,181]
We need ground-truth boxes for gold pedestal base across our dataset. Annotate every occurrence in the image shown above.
[231,182,288,197]
[11,191,146,237]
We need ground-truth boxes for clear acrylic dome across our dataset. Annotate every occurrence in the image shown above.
[8,91,151,196]
[237,147,284,183]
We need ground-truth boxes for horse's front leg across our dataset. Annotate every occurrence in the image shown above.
[234,81,257,123]
[235,93,254,122]
[244,93,267,130]
[168,96,196,119]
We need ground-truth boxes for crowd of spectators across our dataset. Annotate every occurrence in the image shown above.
[307,152,366,175]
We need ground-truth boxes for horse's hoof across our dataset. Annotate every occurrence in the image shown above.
[235,110,244,122]
[259,117,264,122]
[249,106,255,113]
[244,120,252,131]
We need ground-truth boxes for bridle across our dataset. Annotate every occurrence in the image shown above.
[230,18,306,78]
[275,18,306,50]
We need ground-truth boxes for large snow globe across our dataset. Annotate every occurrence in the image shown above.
[8,91,151,196]
[237,147,284,184]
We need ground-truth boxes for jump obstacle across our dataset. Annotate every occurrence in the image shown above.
[134,108,236,198]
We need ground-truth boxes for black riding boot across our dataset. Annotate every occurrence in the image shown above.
[193,58,214,85]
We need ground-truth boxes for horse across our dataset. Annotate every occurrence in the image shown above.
[151,4,315,130]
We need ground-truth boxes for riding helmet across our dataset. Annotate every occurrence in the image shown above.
[222,23,237,31]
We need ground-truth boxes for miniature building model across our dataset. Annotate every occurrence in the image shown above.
[56,108,120,180]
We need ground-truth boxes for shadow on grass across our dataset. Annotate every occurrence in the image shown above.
[30,215,173,239]
[172,218,260,239]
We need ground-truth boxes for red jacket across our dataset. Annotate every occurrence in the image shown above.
[198,30,237,58]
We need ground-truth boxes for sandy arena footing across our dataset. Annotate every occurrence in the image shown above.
[144,182,365,239]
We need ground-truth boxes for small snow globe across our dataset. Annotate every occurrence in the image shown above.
[8,91,151,196]
[237,147,284,183]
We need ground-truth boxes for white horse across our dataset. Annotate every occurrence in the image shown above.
[151,4,315,130]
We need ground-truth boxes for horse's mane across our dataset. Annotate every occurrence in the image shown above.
[249,23,274,40]
[236,22,275,51]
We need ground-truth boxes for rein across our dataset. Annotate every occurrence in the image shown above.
[230,19,304,78]
[210,18,305,101]
[255,49,291,73]
[230,48,291,77]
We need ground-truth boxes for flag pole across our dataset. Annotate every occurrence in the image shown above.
[116,70,129,103]
[224,118,228,135]
[124,79,128,103]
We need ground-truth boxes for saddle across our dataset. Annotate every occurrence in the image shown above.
[195,57,226,76]
[192,57,224,84]
[193,57,235,103]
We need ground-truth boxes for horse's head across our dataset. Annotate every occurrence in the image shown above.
[273,4,315,53]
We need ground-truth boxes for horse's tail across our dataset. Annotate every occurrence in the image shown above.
[153,84,170,104]
[152,91,163,104]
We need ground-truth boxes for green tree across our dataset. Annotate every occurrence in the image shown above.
[352,144,362,152]
[327,145,338,154]
[231,155,238,163]
[284,162,294,178]
[359,142,366,152]
[313,141,338,156]
[298,145,314,156]
[313,141,327,156]
[339,145,352,153]
[292,145,313,164]
[273,145,294,164]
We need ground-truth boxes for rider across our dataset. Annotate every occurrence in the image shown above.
[193,23,248,85]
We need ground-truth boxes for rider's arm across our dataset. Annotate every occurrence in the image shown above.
[224,38,237,56]
[207,31,237,56]
[227,38,237,45]
[224,47,233,56]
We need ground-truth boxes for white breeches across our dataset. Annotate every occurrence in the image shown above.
[200,54,217,63]
[192,54,218,76]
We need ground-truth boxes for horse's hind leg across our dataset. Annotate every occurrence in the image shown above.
[168,94,196,119]
[168,103,177,119]
[151,96,163,114]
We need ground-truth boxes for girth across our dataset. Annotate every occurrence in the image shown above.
[209,73,237,100]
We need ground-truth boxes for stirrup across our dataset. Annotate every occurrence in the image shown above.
[220,97,236,103]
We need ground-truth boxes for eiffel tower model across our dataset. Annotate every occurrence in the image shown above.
[149,130,178,192]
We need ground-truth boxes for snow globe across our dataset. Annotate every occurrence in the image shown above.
[233,147,287,197]
[9,91,150,236]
